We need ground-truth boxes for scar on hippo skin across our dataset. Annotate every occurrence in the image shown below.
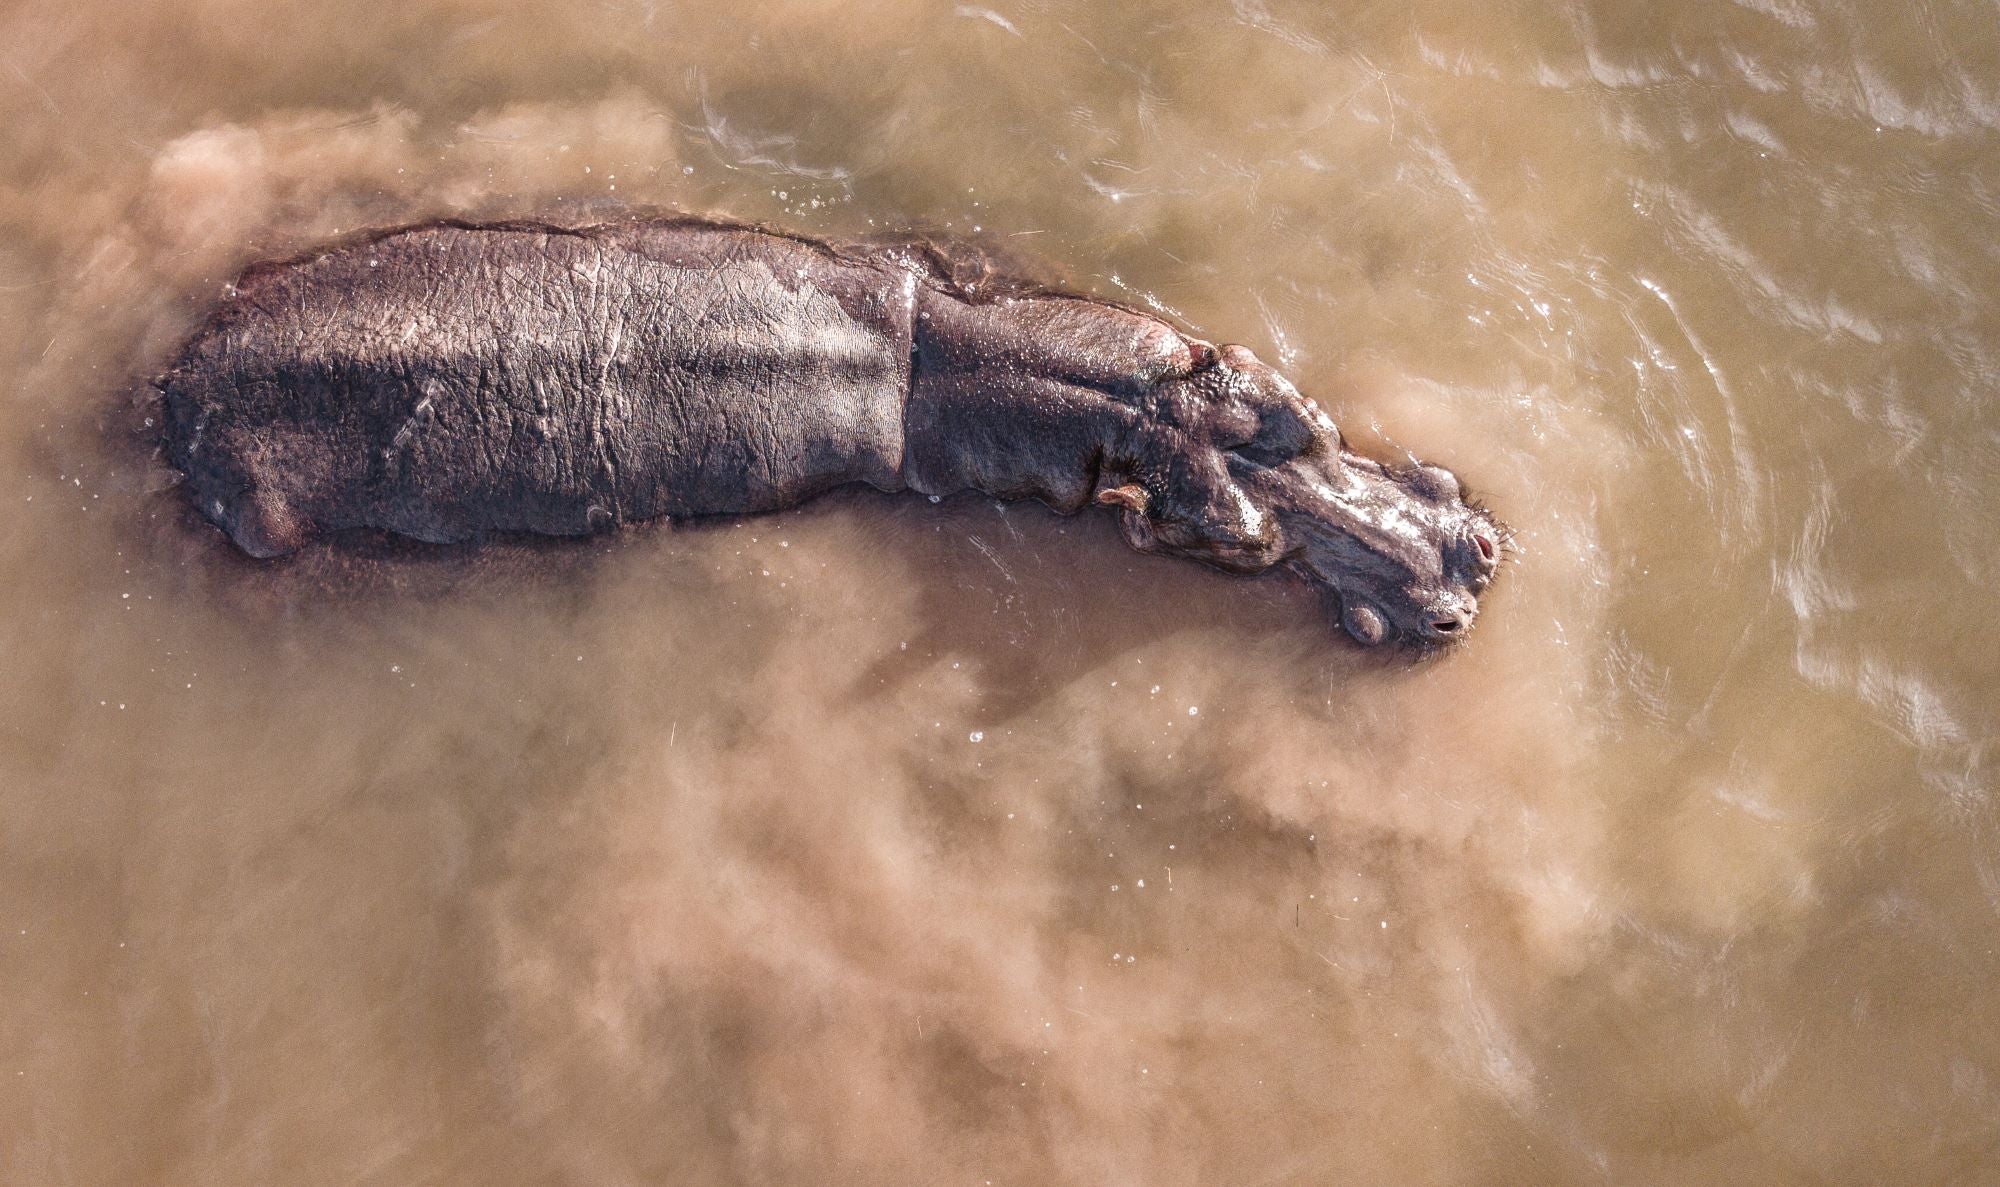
[155,215,1507,650]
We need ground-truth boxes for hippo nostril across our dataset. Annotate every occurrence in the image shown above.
[1474,532,1496,563]
[1429,606,1476,637]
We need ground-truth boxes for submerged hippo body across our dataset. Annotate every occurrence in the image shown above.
[160,217,1502,647]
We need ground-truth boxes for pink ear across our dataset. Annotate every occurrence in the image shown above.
[1095,484,1149,513]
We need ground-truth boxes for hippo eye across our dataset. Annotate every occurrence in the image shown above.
[1406,464,1462,503]
[1225,405,1315,469]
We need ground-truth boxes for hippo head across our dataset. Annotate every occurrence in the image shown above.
[1096,340,1504,649]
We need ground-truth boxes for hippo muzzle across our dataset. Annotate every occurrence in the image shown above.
[1090,342,1505,649]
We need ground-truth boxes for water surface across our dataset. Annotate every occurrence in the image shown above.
[3,0,1998,1182]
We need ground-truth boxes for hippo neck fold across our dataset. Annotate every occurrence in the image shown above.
[895,279,1161,514]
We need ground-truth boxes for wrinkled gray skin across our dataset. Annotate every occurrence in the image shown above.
[159,217,1502,648]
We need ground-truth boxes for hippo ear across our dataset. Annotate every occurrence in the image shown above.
[1118,512,1157,552]
[1096,484,1150,514]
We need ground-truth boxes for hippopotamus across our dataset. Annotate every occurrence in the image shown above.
[157,216,1503,647]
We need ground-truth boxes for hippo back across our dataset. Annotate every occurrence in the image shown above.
[160,220,915,552]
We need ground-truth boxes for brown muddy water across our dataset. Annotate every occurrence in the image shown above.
[3,1,1998,1183]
